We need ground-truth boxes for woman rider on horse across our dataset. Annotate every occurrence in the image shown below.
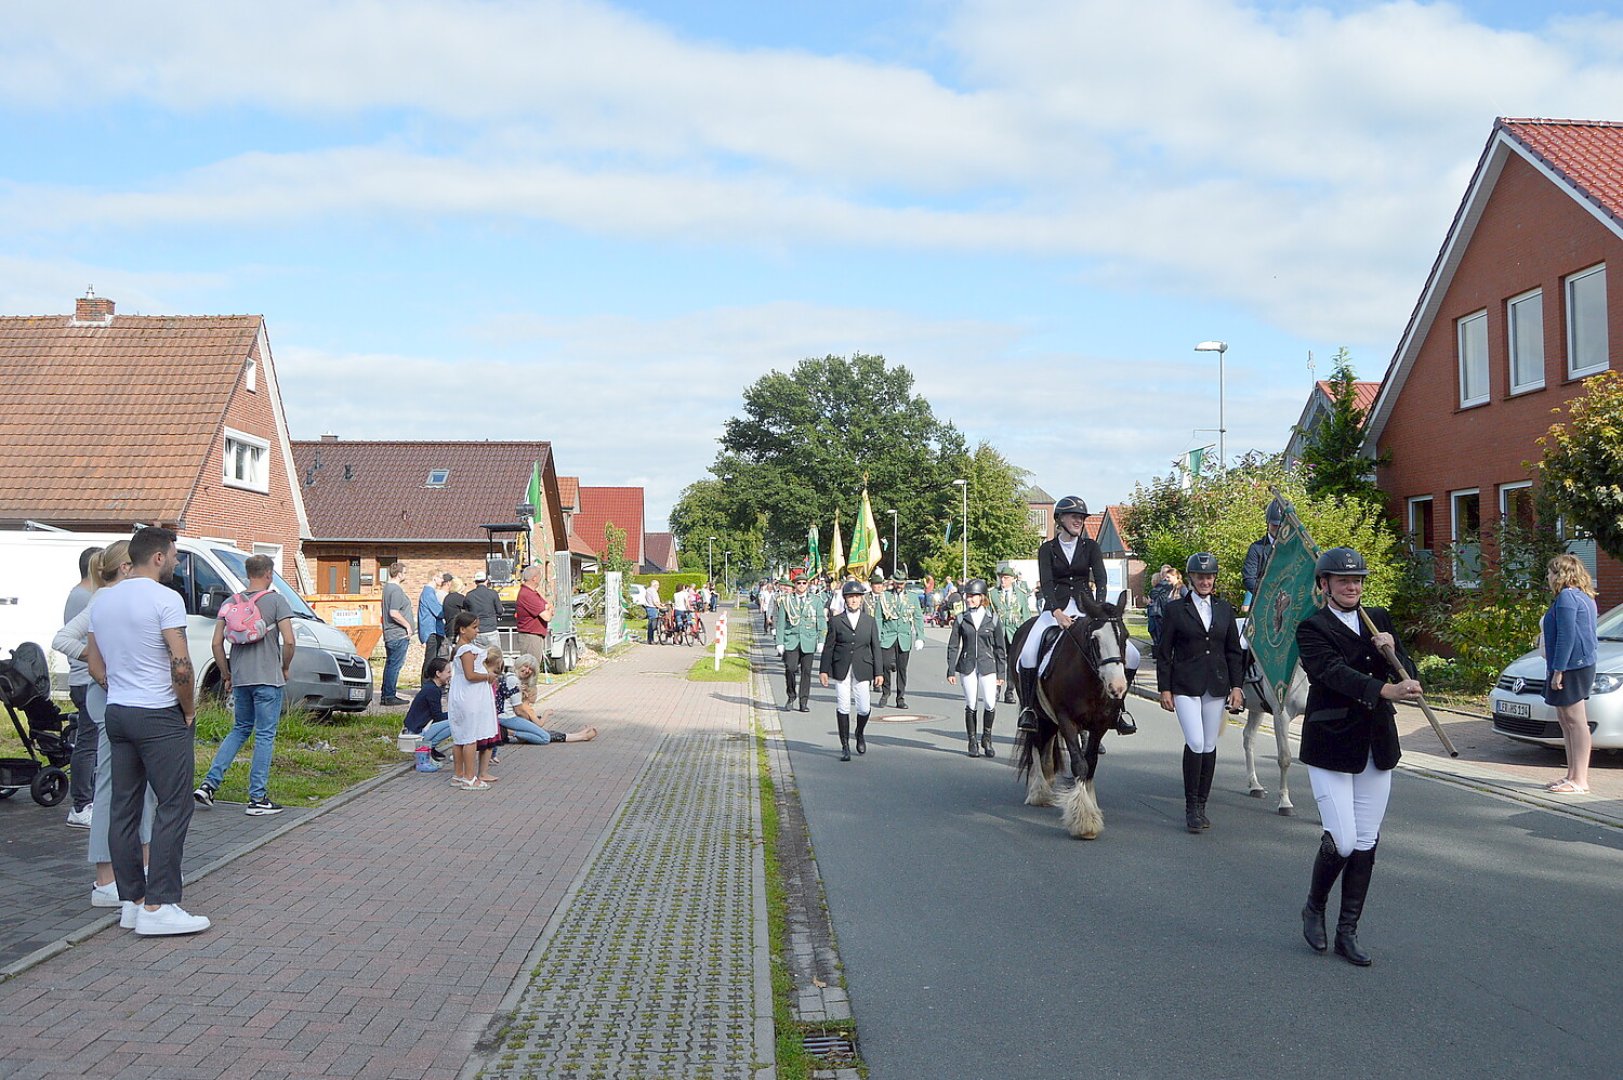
[1015,495,1138,735]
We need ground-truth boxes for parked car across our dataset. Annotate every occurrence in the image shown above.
[1489,601,1623,750]
[627,584,650,609]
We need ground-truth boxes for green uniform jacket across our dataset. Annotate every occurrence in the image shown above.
[877,591,926,649]
[989,583,1032,642]
[774,592,827,653]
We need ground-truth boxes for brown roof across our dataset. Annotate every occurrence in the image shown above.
[1501,118,1623,226]
[643,531,677,572]
[575,486,645,565]
[557,476,580,512]
[0,313,261,524]
[1314,380,1381,416]
[292,440,559,542]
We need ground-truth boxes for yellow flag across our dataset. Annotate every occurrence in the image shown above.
[847,488,882,578]
[830,510,846,579]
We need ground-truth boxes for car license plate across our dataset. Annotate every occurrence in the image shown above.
[348,688,368,702]
[1495,700,1531,719]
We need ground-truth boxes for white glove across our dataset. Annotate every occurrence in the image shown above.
[913,638,924,651]
[776,645,784,656]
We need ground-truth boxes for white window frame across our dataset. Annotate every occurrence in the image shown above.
[222,428,271,494]
[1451,488,1482,587]
[1565,263,1608,378]
[1406,496,1433,548]
[426,469,450,488]
[252,542,283,566]
[1506,288,1544,394]
[1457,310,1490,407]
[1498,480,1533,521]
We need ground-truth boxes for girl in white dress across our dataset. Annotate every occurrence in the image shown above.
[447,612,499,789]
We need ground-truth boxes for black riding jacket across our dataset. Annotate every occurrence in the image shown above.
[1036,534,1108,613]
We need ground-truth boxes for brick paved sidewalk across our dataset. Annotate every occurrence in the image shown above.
[0,636,771,1080]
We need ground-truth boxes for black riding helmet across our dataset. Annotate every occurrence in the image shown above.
[1315,546,1368,579]
[1186,552,1219,575]
[963,578,988,597]
[1053,495,1088,520]
[1266,497,1287,527]
[840,580,867,597]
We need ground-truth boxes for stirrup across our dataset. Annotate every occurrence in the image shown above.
[1115,708,1137,735]
[1016,707,1039,732]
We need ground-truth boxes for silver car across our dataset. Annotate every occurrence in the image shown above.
[1489,602,1623,749]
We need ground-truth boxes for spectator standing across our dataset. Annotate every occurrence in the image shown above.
[440,577,468,648]
[446,611,499,788]
[193,554,295,816]
[515,564,552,665]
[418,571,451,677]
[63,545,103,827]
[465,571,503,647]
[379,562,414,705]
[644,579,663,644]
[1540,553,1600,794]
[85,526,210,936]
[672,581,692,633]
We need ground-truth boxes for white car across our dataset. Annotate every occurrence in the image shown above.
[1489,602,1623,749]
[627,584,650,609]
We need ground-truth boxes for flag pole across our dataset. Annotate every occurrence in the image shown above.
[1356,606,1459,757]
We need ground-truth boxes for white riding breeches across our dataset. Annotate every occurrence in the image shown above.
[1018,601,1080,671]
[833,672,871,716]
[1174,693,1226,752]
[1308,754,1391,856]
[958,671,999,711]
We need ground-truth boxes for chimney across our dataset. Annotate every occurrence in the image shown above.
[71,288,115,326]
[320,432,340,441]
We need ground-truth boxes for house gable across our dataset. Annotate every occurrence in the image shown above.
[575,486,646,567]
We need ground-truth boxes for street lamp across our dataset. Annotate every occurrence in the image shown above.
[887,510,898,577]
[707,536,716,585]
[1194,340,1228,471]
[952,479,968,582]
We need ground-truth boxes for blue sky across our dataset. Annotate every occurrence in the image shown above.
[5,0,1623,532]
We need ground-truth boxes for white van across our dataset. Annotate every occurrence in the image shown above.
[0,529,373,717]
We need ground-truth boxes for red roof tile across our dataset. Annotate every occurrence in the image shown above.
[557,476,580,512]
[1500,118,1623,226]
[575,487,645,566]
[0,312,260,524]
[1314,380,1381,416]
[292,440,557,542]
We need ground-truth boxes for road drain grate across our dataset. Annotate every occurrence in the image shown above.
[802,1032,857,1064]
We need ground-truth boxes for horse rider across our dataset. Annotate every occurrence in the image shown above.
[1155,552,1245,834]
[819,580,884,762]
[1015,495,1136,736]
[1242,497,1288,610]
[946,578,1007,758]
[990,561,1031,704]
[774,571,826,713]
[1296,546,1422,967]
[877,572,924,709]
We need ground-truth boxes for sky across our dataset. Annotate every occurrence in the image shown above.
[6,0,1623,533]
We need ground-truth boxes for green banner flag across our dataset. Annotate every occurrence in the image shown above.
[1248,497,1322,708]
[848,488,882,578]
[808,525,822,575]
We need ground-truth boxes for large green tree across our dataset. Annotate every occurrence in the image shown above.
[1534,369,1623,560]
[918,441,1044,581]
[1296,348,1388,504]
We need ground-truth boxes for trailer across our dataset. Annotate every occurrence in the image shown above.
[479,522,580,674]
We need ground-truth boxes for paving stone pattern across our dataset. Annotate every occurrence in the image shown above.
[477,722,766,1080]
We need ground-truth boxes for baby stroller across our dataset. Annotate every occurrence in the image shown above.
[0,642,73,807]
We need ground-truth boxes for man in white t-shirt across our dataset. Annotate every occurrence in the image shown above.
[86,527,210,937]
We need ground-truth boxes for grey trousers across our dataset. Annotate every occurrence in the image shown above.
[104,704,195,905]
[69,683,97,811]
[86,680,155,865]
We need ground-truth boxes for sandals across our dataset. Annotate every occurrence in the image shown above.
[1546,779,1590,795]
[465,780,490,791]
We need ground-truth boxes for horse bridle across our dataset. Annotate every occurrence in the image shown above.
[1063,607,1127,671]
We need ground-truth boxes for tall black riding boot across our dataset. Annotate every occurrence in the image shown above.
[1302,831,1347,954]
[1195,750,1216,830]
[1017,667,1040,732]
[1003,681,1016,704]
[855,713,869,755]
[1182,747,1202,834]
[980,710,996,759]
[836,712,852,762]
[1334,844,1377,967]
[964,708,980,757]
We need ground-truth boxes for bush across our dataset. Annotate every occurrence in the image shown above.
[580,570,708,605]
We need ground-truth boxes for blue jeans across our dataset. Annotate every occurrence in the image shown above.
[381,637,410,699]
[204,684,284,801]
[502,716,555,744]
[420,719,451,748]
[645,606,660,643]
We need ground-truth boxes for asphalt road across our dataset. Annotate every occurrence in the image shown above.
[767,623,1623,1080]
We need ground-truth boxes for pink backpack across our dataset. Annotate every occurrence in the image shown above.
[220,589,273,645]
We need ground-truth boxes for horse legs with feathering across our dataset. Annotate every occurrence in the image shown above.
[1239,655,1310,816]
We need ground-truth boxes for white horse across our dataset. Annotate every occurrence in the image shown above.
[1239,656,1309,815]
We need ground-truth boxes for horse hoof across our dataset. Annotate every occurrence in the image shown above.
[1277,806,1294,817]
[1248,788,1267,799]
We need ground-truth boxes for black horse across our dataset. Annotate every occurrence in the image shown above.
[1012,591,1131,839]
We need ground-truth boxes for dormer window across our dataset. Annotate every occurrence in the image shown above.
[426,469,450,488]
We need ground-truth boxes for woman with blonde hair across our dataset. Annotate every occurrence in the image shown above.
[1540,554,1599,794]
[501,653,597,744]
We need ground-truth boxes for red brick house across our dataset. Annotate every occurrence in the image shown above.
[1364,118,1621,605]
[0,293,311,586]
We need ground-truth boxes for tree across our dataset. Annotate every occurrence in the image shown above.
[671,353,973,575]
[1295,348,1389,505]
[600,522,634,577]
[918,442,1043,581]
[1534,369,1623,560]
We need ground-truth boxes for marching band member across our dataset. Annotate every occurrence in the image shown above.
[946,579,1006,758]
[1296,546,1421,967]
[990,562,1031,704]
[819,581,884,762]
[774,572,826,713]
[1155,552,1245,834]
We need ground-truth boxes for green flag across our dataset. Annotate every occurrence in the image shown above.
[848,488,882,578]
[808,525,822,575]
[1248,497,1322,709]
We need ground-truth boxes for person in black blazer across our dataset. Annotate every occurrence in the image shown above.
[1295,546,1422,967]
[1154,552,1245,834]
[820,580,884,762]
[946,579,1007,759]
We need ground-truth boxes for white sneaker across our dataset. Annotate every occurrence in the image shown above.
[66,804,93,828]
[91,882,120,908]
[134,903,211,936]
[120,901,140,929]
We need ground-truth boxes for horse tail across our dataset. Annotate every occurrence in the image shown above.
[1015,728,1036,784]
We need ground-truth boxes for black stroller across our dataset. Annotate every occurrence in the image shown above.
[0,642,73,807]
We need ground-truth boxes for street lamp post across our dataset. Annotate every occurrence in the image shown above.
[952,479,968,582]
[887,510,898,577]
[1194,340,1228,470]
[707,536,716,585]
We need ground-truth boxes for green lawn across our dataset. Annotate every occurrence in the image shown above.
[685,614,753,682]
